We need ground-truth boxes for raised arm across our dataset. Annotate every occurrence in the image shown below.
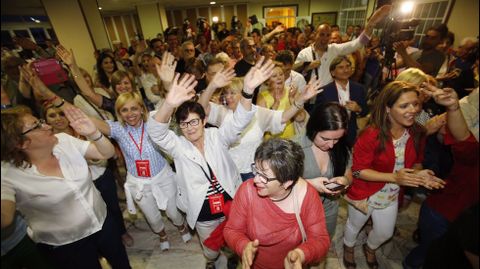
[281,75,323,124]
[198,66,236,114]
[261,25,285,43]
[131,40,147,77]
[157,51,177,91]
[20,64,74,110]
[152,73,198,123]
[64,106,115,160]
[421,83,471,141]
[241,56,275,111]
[56,45,103,107]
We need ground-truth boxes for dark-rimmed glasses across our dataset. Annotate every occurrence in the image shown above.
[22,119,46,135]
[251,163,277,184]
[179,118,201,129]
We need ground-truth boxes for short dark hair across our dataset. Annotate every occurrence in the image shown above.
[251,29,262,36]
[150,38,163,48]
[254,138,304,187]
[275,50,295,65]
[445,31,455,45]
[429,23,449,40]
[175,101,206,123]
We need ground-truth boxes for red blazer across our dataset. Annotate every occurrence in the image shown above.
[347,127,425,200]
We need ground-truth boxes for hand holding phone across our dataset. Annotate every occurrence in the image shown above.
[324,182,346,192]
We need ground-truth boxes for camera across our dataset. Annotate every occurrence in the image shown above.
[197,17,207,32]
[381,18,420,67]
[249,15,259,25]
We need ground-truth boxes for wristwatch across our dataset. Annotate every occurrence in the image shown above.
[352,170,361,178]
[241,90,253,99]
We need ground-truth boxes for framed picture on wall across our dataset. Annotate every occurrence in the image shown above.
[311,12,338,28]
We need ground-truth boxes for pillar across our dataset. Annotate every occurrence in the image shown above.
[79,0,111,50]
[136,3,166,40]
[42,0,96,74]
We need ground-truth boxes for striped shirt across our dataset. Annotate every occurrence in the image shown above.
[107,120,167,178]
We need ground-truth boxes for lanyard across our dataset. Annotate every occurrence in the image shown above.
[128,122,145,159]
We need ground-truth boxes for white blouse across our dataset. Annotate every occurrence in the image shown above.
[1,133,107,246]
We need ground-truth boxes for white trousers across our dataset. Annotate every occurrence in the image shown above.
[195,217,225,260]
[343,200,398,249]
[124,165,184,233]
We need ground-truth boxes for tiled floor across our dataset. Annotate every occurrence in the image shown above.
[103,196,422,269]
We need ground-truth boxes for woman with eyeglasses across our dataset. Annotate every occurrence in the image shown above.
[223,138,330,269]
[0,106,131,269]
[20,64,191,252]
[146,54,274,269]
[43,104,134,247]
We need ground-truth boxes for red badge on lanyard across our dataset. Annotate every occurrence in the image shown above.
[129,122,151,177]
[208,193,225,214]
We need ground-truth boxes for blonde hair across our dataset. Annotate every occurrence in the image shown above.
[395,68,428,86]
[110,70,136,96]
[114,92,148,126]
[222,77,244,94]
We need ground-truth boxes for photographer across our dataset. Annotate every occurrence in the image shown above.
[393,24,449,77]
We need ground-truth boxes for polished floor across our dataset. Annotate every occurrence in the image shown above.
[101,192,422,269]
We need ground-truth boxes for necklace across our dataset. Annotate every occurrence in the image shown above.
[270,188,293,202]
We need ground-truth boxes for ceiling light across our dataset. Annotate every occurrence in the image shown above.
[210,1,216,4]
[212,16,219,23]
[400,1,414,14]
[98,7,102,10]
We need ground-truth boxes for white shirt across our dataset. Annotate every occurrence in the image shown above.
[146,103,255,228]
[335,81,351,106]
[140,73,162,104]
[208,103,285,173]
[286,70,307,93]
[1,133,107,246]
[295,32,369,86]
[73,87,115,121]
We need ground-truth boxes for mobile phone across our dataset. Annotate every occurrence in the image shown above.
[324,182,346,191]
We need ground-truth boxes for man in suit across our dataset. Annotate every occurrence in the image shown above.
[314,55,368,147]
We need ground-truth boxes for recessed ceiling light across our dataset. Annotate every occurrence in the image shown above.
[98,7,102,10]
[210,1,216,4]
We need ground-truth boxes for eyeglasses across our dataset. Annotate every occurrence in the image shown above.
[22,119,46,135]
[251,163,277,184]
[179,118,201,129]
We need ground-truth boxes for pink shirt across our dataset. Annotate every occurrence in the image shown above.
[224,180,330,269]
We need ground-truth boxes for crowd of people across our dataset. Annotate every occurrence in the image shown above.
[1,3,478,269]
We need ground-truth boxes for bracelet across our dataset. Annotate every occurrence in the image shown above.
[241,90,253,99]
[55,99,65,108]
[89,132,103,141]
[352,170,361,178]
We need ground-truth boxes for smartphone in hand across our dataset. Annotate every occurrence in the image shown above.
[324,182,346,192]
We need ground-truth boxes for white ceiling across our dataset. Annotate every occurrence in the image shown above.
[2,0,262,15]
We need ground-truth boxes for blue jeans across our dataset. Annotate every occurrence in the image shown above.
[404,202,450,269]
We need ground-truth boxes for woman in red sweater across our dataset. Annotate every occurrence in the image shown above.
[342,81,446,269]
[224,138,330,269]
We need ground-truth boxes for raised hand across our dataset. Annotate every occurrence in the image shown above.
[64,106,98,137]
[297,74,323,104]
[243,56,275,94]
[242,239,259,269]
[209,66,236,90]
[164,73,198,108]
[284,249,303,269]
[56,45,76,66]
[421,83,459,110]
[157,51,177,83]
[367,5,392,27]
